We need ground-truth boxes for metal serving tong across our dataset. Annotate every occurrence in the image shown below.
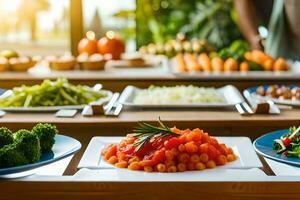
[81,92,123,117]
[81,84,123,117]
[104,92,123,116]
[236,90,281,116]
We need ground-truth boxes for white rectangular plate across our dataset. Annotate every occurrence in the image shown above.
[73,168,266,182]
[118,85,244,108]
[78,136,262,170]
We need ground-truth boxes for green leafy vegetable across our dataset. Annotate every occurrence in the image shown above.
[273,126,300,157]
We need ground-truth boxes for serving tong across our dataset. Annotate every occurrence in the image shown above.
[236,90,281,116]
[70,83,122,117]
[81,92,123,117]
[104,92,123,116]
[235,102,254,116]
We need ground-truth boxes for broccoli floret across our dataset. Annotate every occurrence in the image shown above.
[32,123,57,152]
[0,143,29,168]
[14,129,41,163]
[0,127,14,149]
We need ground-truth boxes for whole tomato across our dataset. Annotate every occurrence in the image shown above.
[97,31,125,60]
[78,31,98,55]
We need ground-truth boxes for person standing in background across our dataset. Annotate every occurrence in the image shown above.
[235,0,300,59]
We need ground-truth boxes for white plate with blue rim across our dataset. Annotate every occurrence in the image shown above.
[0,135,81,176]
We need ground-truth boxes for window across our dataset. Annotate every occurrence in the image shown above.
[0,0,70,55]
[82,0,136,51]
[0,0,136,55]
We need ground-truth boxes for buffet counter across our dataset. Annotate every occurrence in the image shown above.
[1,109,300,199]
[0,68,299,91]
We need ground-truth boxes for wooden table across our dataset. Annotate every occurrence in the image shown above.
[1,108,300,174]
[1,109,300,199]
[0,69,299,92]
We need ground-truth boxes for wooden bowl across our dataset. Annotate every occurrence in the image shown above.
[125,58,146,67]
[78,60,107,70]
[10,60,37,71]
[49,60,77,71]
[0,63,9,71]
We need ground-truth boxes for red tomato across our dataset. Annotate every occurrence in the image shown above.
[97,31,125,60]
[218,144,229,155]
[164,137,181,149]
[207,145,220,159]
[282,137,291,147]
[139,149,165,166]
[152,135,171,149]
[199,143,209,154]
[78,38,97,55]
[134,141,153,157]
[202,132,210,143]
[121,145,135,155]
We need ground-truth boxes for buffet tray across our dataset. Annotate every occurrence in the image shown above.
[244,85,300,107]
[0,89,112,112]
[168,59,300,79]
[118,85,244,108]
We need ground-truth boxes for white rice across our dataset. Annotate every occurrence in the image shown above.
[133,85,226,104]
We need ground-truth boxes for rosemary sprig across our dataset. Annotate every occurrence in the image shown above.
[132,118,177,152]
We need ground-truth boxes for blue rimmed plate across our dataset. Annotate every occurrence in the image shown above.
[244,85,300,107]
[253,129,300,167]
[0,135,81,175]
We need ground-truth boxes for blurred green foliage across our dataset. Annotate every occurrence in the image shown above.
[136,0,242,50]
[113,9,136,42]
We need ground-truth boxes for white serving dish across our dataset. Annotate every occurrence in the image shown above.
[78,136,262,170]
[118,85,244,108]
[168,58,300,80]
[243,86,300,107]
[0,86,112,112]
[73,168,266,182]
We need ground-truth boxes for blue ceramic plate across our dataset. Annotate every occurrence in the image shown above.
[244,85,300,106]
[0,135,81,175]
[253,129,300,167]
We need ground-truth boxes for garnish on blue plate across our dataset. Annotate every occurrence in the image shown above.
[273,126,300,156]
